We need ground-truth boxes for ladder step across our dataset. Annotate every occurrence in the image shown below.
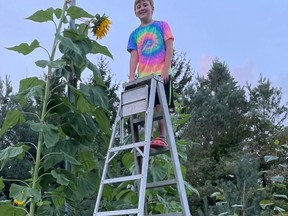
[95,208,139,215]
[103,174,142,184]
[109,141,146,152]
[147,179,177,189]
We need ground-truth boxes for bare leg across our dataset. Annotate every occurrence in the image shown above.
[155,104,166,137]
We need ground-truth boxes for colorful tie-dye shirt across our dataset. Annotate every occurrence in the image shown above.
[127,20,174,78]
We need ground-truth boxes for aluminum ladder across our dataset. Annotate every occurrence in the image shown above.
[93,75,191,216]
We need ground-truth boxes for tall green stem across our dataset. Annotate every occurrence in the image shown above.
[29,1,68,215]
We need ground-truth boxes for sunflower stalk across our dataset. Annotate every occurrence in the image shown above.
[28,1,69,215]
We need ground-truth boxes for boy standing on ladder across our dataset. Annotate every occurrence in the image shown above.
[127,0,174,147]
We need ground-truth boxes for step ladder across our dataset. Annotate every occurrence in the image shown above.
[93,75,191,216]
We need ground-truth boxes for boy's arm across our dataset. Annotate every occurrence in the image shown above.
[162,38,174,83]
[129,50,138,82]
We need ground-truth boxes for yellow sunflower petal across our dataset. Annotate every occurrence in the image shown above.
[14,199,25,206]
[93,17,112,40]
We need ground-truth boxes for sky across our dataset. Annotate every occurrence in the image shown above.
[0,0,288,103]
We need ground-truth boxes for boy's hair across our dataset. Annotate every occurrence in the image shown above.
[134,0,154,11]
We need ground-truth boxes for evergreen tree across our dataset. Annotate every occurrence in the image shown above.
[183,59,249,158]
[0,75,15,149]
[171,50,194,102]
[247,75,288,145]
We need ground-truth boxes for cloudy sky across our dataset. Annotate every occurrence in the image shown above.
[0,0,288,103]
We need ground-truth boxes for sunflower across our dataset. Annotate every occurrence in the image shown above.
[14,198,25,206]
[92,14,112,40]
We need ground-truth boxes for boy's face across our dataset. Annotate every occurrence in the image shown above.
[135,0,153,23]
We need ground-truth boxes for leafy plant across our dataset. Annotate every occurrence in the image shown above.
[0,1,112,215]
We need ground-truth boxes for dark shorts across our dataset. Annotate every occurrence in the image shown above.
[155,75,174,109]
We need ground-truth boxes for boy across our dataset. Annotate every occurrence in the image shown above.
[127,0,174,147]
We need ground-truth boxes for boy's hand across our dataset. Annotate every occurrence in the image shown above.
[161,69,169,84]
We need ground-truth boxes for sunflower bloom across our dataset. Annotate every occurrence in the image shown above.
[14,199,25,206]
[92,14,112,40]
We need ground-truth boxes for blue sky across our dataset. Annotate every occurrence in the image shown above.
[0,0,288,103]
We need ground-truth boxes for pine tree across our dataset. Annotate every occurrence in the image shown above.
[183,59,249,158]
[247,75,288,145]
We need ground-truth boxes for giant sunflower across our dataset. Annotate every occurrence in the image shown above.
[92,14,112,40]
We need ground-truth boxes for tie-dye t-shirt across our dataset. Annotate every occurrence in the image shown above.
[127,21,174,78]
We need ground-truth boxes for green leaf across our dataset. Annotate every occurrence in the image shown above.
[91,41,113,59]
[63,153,81,166]
[272,182,286,189]
[86,60,106,87]
[79,83,108,109]
[0,146,24,161]
[9,184,26,198]
[273,206,285,212]
[37,203,63,215]
[19,77,45,92]
[0,146,24,170]
[27,121,59,148]
[75,172,97,197]
[60,112,99,145]
[122,152,133,170]
[0,110,25,137]
[66,6,94,19]
[35,59,66,69]
[55,33,83,56]
[43,152,81,171]
[54,8,62,19]
[93,109,111,136]
[0,177,4,190]
[210,191,223,200]
[78,151,96,172]
[43,124,59,148]
[149,165,167,181]
[51,170,70,186]
[6,40,40,55]
[69,86,95,113]
[15,82,44,106]
[51,186,66,208]
[260,200,274,209]
[102,184,114,200]
[273,193,288,200]
[26,8,54,22]
[264,155,279,162]
[177,114,191,125]
[154,202,165,213]
[10,184,41,203]
[184,181,199,196]
[0,201,26,216]
[115,189,131,200]
[271,175,284,183]
[27,121,43,132]
[63,29,87,42]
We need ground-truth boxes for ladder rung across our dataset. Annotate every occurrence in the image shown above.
[109,141,146,152]
[147,179,177,189]
[103,174,142,184]
[95,208,139,215]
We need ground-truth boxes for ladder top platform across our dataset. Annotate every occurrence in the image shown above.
[123,74,163,90]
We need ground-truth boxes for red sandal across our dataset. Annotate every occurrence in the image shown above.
[150,137,168,148]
